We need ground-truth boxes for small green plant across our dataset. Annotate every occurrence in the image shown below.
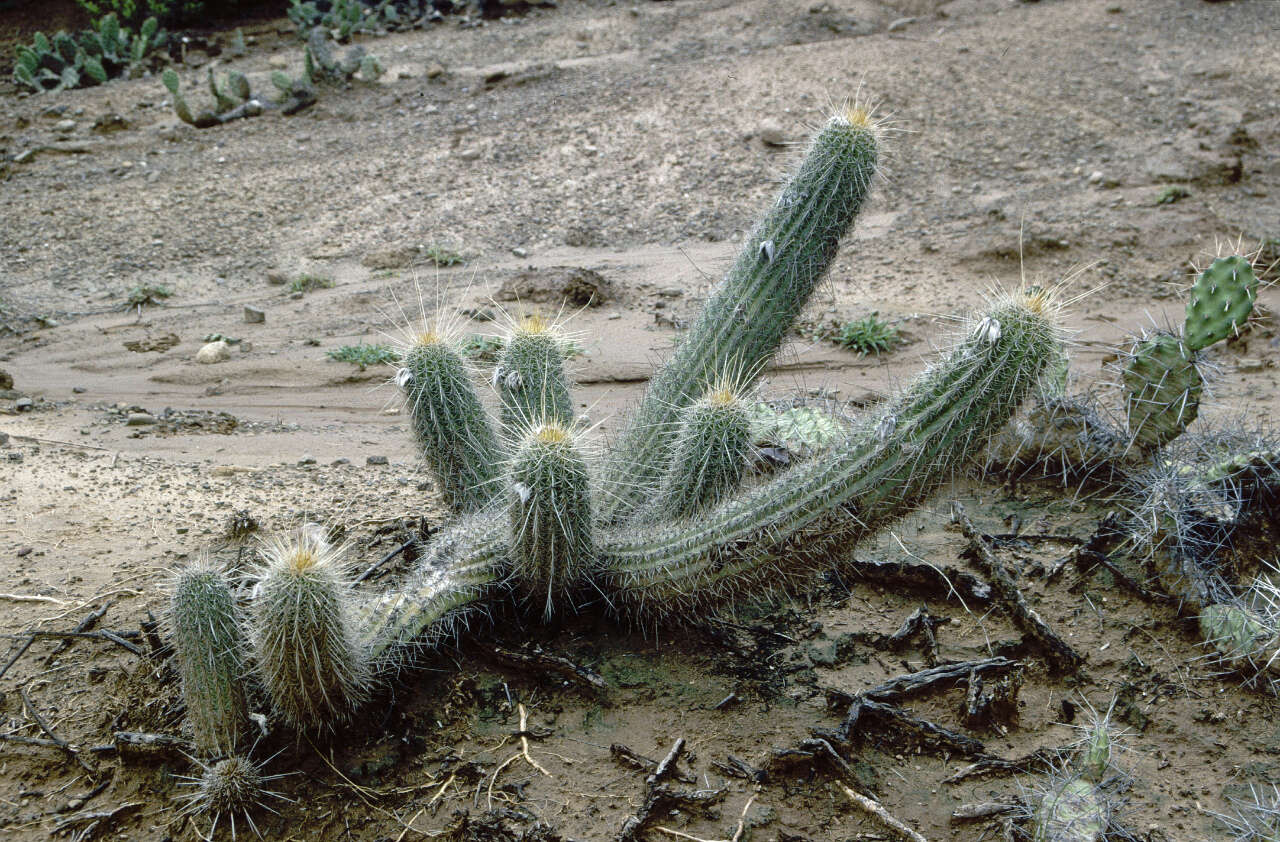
[326,343,399,369]
[126,283,173,307]
[834,312,900,355]
[1156,185,1190,205]
[76,0,253,27]
[458,333,505,361]
[290,274,335,294]
[422,244,466,267]
[14,14,166,93]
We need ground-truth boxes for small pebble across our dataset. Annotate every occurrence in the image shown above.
[15,397,33,412]
[297,454,317,466]
[243,305,266,324]
[126,412,156,426]
[366,455,389,465]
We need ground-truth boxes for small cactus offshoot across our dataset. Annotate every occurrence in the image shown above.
[170,557,249,756]
[248,528,370,729]
[176,754,291,842]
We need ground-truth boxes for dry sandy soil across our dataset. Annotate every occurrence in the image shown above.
[1,0,1279,839]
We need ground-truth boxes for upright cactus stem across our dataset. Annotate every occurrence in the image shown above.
[495,315,574,437]
[656,380,753,519]
[249,529,369,730]
[1185,255,1258,351]
[398,330,503,513]
[508,421,594,620]
[601,106,881,519]
[170,557,249,757]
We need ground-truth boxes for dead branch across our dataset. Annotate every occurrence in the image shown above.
[950,503,1083,674]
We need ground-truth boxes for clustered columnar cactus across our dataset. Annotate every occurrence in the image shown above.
[398,327,503,514]
[508,422,594,619]
[1123,256,1258,449]
[170,557,249,756]
[656,381,754,519]
[170,107,1067,753]
[13,14,166,93]
[495,315,575,437]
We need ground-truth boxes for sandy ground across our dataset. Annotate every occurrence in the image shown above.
[2,0,1279,839]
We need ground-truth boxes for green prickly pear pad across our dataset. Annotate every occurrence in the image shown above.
[1123,332,1202,449]
[1185,255,1257,351]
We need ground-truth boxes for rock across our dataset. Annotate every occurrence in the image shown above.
[0,368,11,390]
[512,246,528,258]
[15,397,33,412]
[53,119,76,134]
[126,412,156,426]
[425,62,446,79]
[757,119,788,147]
[496,266,613,307]
[331,458,350,466]
[8,451,24,462]
[268,54,290,69]
[72,386,86,393]
[0,431,8,446]
[1144,137,1243,185]
[243,305,266,324]
[298,454,317,466]
[366,455,389,465]
[196,340,231,364]
[92,113,130,134]
[210,465,256,477]
[1088,171,1104,184]
[266,269,289,285]
[458,147,482,161]
[14,149,35,164]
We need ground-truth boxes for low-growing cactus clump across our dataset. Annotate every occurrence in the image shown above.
[13,13,167,93]
[164,102,1280,838]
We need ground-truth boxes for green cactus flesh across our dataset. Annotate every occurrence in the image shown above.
[496,316,574,437]
[600,108,880,519]
[1031,777,1106,842]
[1078,720,1111,784]
[1123,332,1202,449]
[602,292,1059,618]
[171,559,248,756]
[657,386,753,519]
[1201,602,1280,676]
[508,423,594,620]
[83,55,107,84]
[361,291,1057,672]
[1185,255,1257,352]
[250,531,369,729]
[399,335,503,514]
[748,401,847,457]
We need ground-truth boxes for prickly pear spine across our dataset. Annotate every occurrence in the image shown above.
[1185,255,1257,352]
[495,315,574,437]
[601,107,881,519]
[398,334,503,514]
[508,422,594,619]
[171,557,249,756]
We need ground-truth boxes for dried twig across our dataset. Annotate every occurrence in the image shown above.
[355,537,415,583]
[0,634,36,680]
[840,783,929,842]
[941,748,1056,784]
[488,645,608,693]
[950,503,1083,674]
[824,657,1018,705]
[20,688,96,775]
[950,802,1019,823]
[0,592,66,605]
[46,601,113,663]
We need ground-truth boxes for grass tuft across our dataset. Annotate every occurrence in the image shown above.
[326,343,399,369]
